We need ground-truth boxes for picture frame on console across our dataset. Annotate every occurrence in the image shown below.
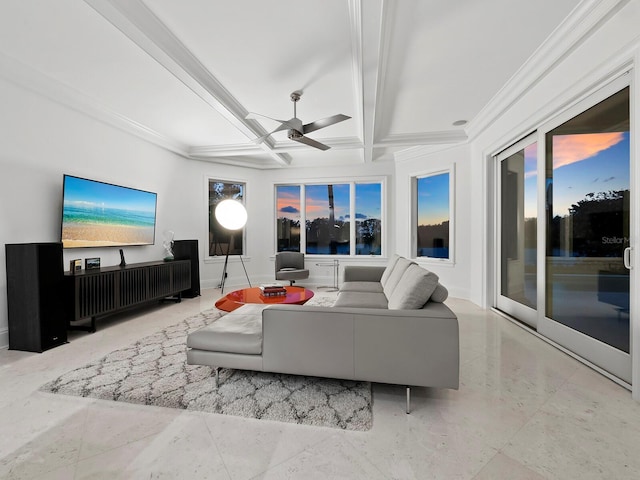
[85,258,100,270]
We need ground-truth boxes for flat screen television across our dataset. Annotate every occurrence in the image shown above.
[61,175,157,248]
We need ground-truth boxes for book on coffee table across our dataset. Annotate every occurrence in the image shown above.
[259,283,286,296]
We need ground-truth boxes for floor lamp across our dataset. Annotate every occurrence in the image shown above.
[215,199,251,293]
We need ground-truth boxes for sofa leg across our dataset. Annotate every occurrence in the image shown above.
[214,367,220,388]
[406,387,411,414]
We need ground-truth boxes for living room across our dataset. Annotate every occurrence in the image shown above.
[2,0,640,478]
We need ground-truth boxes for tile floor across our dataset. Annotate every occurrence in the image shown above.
[1,288,640,479]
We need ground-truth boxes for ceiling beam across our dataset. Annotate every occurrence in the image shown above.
[359,0,385,164]
[375,131,468,147]
[84,0,291,166]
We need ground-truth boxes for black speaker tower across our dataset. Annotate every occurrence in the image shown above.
[5,242,68,352]
[173,239,200,297]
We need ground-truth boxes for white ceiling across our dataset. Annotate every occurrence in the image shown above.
[0,0,588,168]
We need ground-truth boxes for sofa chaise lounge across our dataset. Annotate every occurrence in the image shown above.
[186,255,459,412]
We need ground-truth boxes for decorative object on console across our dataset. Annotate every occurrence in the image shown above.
[85,257,100,270]
[215,199,251,293]
[162,230,174,261]
[70,258,82,273]
[119,248,126,267]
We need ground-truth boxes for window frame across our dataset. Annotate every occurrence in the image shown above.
[274,178,386,257]
[411,165,455,265]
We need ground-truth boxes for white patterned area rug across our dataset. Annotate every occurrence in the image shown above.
[40,295,372,431]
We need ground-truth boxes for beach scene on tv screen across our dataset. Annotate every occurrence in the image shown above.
[62,176,157,248]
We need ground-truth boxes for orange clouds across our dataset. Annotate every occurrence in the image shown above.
[553,132,625,169]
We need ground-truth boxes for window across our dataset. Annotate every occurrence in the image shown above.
[276,185,301,252]
[414,169,453,260]
[498,138,538,313]
[544,87,630,352]
[275,180,384,256]
[355,183,382,255]
[306,184,350,254]
[208,180,245,256]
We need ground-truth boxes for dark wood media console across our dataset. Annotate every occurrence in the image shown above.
[65,260,191,332]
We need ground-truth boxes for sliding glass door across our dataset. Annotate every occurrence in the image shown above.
[497,135,538,327]
[497,78,632,383]
[540,84,631,382]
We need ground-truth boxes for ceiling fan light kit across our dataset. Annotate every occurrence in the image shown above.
[247,91,351,150]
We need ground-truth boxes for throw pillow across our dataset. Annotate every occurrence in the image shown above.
[430,283,449,303]
[382,256,415,299]
[380,254,401,289]
[388,264,439,309]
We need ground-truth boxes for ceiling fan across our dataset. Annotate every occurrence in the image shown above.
[246,91,350,151]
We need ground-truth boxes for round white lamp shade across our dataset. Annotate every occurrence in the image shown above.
[215,199,247,230]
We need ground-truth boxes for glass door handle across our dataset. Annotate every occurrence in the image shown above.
[624,246,632,270]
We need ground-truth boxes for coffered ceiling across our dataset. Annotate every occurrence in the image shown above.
[0,0,602,168]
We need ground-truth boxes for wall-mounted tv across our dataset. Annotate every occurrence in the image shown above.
[61,175,157,248]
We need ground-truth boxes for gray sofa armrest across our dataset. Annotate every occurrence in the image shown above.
[343,265,386,283]
[262,305,355,380]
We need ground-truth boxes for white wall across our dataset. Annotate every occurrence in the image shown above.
[0,78,194,348]
[394,144,472,300]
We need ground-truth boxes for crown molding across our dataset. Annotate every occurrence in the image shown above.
[0,51,190,157]
[466,0,629,139]
[378,130,467,148]
[192,154,284,169]
[394,141,468,163]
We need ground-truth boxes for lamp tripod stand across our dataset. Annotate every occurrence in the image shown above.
[219,240,251,294]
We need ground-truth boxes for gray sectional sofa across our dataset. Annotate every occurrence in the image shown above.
[186,255,459,412]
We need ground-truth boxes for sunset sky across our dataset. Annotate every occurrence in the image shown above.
[551,132,629,217]
[277,183,381,221]
[354,183,381,221]
[417,172,449,226]
[306,184,349,220]
[276,185,301,220]
[523,132,629,218]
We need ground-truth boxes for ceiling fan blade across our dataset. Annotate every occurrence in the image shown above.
[252,122,292,144]
[292,135,331,151]
[303,114,351,134]
[246,112,289,124]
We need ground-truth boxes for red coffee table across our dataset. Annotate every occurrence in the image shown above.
[215,286,315,312]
